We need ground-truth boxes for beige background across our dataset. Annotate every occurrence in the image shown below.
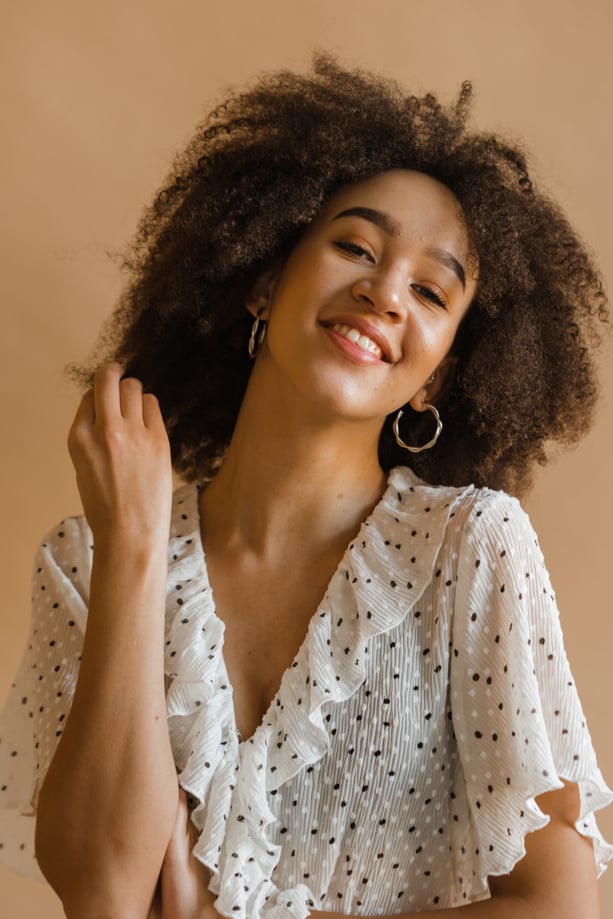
[2,1,612,916]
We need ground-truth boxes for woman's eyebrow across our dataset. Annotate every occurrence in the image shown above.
[331,207,466,290]
[425,247,466,290]
[332,206,401,237]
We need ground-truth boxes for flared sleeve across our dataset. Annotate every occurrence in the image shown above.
[0,517,90,879]
[450,489,613,899]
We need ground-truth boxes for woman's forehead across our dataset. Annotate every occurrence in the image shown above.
[319,170,475,263]
[326,170,462,222]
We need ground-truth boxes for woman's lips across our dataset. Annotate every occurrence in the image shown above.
[323,323,387,365]
[329,323,384,358]
[322,313,393,364]
[322,314,393,362]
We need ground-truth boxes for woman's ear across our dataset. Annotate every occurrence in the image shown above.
[408,356,458,412]
[245,266,280,319]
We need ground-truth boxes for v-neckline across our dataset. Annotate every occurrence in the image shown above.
[191,475,396,746]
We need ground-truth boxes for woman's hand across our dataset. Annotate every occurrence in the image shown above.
[161,788,221,919]
[68,361,173,547]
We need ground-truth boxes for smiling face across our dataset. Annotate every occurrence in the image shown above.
[248,169,478,429]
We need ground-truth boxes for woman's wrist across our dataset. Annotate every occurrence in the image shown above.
[90,531,170,581]
[92,524,170,559]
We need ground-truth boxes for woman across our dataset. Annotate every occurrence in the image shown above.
[0,56,611,917]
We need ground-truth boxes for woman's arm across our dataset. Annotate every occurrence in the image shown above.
[157,782,598,919]
[158,789,220,919]
[35,363,178,919]
[310,783,600,919]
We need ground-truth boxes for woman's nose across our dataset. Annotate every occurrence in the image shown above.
[351,271,407,321]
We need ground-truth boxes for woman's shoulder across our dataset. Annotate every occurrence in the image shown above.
[389,464,528,526]
[388,465,540,569]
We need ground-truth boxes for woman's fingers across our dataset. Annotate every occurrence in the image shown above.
[91,362,159,425]
[119,375,145,422]
[67,390,95,457]
[142,392,166,433]
[160,789,217,918]
[73,389,96,426]
[92,361,124,425]
[95,361,147,424]
[169,788,188,843]
[171,789,200,851]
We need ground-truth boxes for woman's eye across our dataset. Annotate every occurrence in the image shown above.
[413,284,448,309]
[335,240,374,260]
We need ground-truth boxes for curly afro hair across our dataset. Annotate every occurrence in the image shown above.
[80,54,608,496]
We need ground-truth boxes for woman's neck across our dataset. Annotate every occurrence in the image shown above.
[199,371,389,562]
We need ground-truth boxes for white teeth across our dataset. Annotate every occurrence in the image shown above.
[331,323,383,359]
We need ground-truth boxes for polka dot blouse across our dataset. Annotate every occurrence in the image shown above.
[1,466,612,916]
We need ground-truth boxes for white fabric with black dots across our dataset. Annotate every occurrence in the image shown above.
[1,466,612,917]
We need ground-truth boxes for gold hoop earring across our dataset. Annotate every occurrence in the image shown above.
[393,404,442,453]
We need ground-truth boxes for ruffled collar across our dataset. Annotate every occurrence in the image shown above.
[163,466,472,917]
